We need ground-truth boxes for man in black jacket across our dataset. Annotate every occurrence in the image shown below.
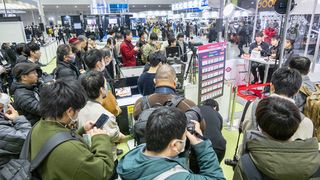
[249,32,269,84]
[177,33,188,62]
[11,63,41,125]
[199,99,226,163]
[55,44,80,81]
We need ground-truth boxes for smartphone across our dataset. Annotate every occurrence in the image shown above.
[94,114,109,129]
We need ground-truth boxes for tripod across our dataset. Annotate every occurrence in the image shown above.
[184,48,198,84]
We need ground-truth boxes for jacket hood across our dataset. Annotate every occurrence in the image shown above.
[117,144,187,180]
[247,132,320,179]
[11,81,37,94]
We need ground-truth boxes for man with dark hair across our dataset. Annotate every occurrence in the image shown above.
[55,44,80,81]
[289,56,317,112]
[84,49,105,71]
[136,31,147,65]
[137,52,163,96]
[79,71,125,180]
[30,80,114,180]
[22,42,42,65]
[118,107,225,179]
[242,68,313,147]
[11,63,41,125]
[249,32,269,84]
[199,99,226,163]
[16,43,27,63]
[142,32,159,64]
[120,30,139,67]
[234,96,320,180]
[177,33,188,62]
[88,35,97,50]
[283,38,296,67]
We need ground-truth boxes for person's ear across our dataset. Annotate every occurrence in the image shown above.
[153,79,156,85]
[66,107,74,118]
[168,139,179,152]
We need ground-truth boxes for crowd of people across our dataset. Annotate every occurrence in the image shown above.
[0,18,318,180]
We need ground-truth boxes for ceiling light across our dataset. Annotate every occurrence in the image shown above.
[75,6,77,8]
[158,5,161,7]
[144,5,147,7]
[132,5,135,7]
[56,5,59,8]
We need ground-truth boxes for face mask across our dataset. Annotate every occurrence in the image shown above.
[0,93,10,113]
[67,112,79,130]
[175,139,186,154]
[69,54,76,63]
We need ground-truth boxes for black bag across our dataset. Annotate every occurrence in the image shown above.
[133,96,184,145]
[0,131,77,180]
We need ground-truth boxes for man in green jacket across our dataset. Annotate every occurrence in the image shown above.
[30,80,114,180]
[233,96,320,180]
[117,107,225,180]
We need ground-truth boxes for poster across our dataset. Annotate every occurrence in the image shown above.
[198,42,227,102]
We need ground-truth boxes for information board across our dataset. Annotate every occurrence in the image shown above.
[198,42,227,102]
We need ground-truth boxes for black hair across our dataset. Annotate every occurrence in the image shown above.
[56,44,71,62]
[108,29,115,35]
[16,43,26,55]
[85,49,103,70]
[107,38,113,45]
[286,38,295,45]
[271,35,281,41]
[203,99,219,111]
[39,80,87,119]
[271,68,302,97]
[177,33,184,39]
[88,35,96,41]
[256,96,301,141]
[115,33,123,40]
[145,107,187,152]
[255,31,264,37]
[100,48,112,58]
[80,71,105,100]
[138,31,145,38]
[124,30,132,39]
[168,37,176,46]
[148,52,162,67]
[25,42,40,57]
[150,32,158,41]
[289,56,311,75]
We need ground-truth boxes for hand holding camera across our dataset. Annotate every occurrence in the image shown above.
[186,120,204,145]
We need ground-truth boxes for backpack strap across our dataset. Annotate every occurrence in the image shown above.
[20,131,77,172]
[166,96,185,108]
[240,154,264,180]
[141,96,151,111]
[153,165,188,180]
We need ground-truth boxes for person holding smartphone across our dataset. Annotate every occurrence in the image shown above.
[117,107,225,180]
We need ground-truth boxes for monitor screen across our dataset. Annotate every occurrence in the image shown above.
[109,18,117,24]
[166,47,180,58]
[115,87,132,98]
[113,77,139,96]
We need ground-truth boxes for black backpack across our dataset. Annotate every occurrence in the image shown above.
[0,131,78,180]
[133,96,184,145]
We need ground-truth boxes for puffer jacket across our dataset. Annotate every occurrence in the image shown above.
[55,61,80,81]
[11,82,41,125]
[0,115,31,168]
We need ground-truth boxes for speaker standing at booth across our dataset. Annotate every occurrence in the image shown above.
[120,30,139,67]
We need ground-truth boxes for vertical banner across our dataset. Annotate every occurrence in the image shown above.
[198,42,227,103]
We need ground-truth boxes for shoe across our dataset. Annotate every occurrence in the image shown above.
[117,149,123,156]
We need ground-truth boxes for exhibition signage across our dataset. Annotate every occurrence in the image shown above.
[198,42,227,102]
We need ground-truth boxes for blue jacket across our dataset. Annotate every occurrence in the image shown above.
[117,140,225,180]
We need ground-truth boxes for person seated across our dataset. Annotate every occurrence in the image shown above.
[117,107,225,179]
[257,35,281,84]
[0,93,31,168]
[11,63,41,125]
[78,71,125,180]
[55,44,80,81]
[83,49,121,117]
[242,68,314,149]
[283,38,296,67]
[233,96,320,180]
[138,52,163,96]
[289,56,317,112]
[248,32,269,84]
[30,80,114,180]
[199,99,226,163]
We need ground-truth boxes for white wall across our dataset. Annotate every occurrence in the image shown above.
[19,11,40,26]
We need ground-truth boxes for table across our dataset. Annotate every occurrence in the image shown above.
[243,57,276,84]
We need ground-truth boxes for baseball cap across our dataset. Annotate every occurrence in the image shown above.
[69,37,80,45]
[12,63,40,79]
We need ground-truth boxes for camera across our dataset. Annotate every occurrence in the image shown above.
[185,106,202,135]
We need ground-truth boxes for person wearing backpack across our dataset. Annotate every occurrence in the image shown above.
[117,107,225,180]
[233,96,320,180]
[30,80,114,180]
[289,56,317,112]
[142,32,159,64]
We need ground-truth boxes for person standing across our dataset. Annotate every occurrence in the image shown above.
[177,33,188,62]
[237,22,247,57]
[120,30,139,67]
[55,44,80,81]
[136,31,147,65]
